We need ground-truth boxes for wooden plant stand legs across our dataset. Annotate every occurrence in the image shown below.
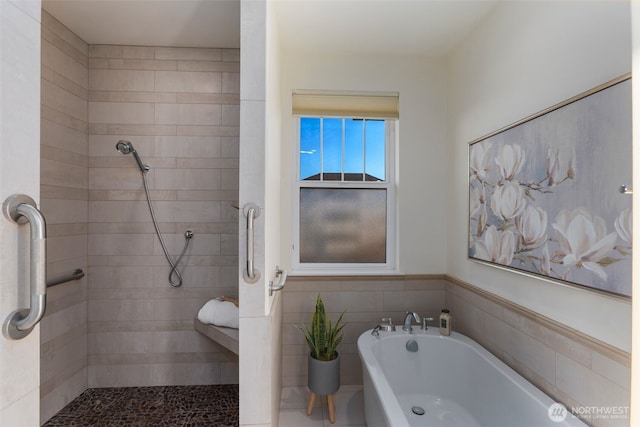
[307,392,335,424]
[327,394,335,424]
[306,392,315,416]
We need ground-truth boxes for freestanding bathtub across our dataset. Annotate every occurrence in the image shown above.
[358,327,586,427]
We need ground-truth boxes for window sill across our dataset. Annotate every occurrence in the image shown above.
[289,267,403,277]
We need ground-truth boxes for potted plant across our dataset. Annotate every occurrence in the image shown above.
[294,295,345,422]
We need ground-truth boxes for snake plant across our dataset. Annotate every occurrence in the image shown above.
[294,295,345,361]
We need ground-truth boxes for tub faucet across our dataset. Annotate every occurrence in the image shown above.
[402,312,421,333]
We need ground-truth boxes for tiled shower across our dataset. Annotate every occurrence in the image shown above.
[39,10,240,423]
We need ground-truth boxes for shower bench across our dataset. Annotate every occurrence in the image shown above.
[194,318,239,355]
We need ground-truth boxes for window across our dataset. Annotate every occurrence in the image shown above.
[292,92,398,272]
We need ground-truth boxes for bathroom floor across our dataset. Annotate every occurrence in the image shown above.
[42,384,238,426]
[278,386,366,427]
[42,384,364,426]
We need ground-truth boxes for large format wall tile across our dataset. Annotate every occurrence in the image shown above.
[89,69,154,92]
[39,10,89,424]
[87,44,240,388]
[446,277,630,427]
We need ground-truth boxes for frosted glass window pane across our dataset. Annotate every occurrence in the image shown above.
[299,188,386,263]
[322,118,342,178]
[365,120,385,181]
[300,118,321,180]
[344,119,364,180]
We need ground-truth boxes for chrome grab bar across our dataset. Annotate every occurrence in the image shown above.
[243,203,261,283]
[247,207,256,277]
[47,268,84,288]
[2,194,47,340]
[269,266,287,296]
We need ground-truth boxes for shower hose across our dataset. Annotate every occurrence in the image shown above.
[142,172,193,287]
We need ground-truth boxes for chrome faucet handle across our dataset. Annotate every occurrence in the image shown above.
[378,317,396,332]
[421,316,435,330]
[371,324,382,337]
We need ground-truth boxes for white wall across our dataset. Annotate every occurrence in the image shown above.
[265,1,283,424]
[265,0,282,311]
[239,0,268,424]
[280,54,449,275]
[448,0,632,352]
[630,4,640,423]
[0,1,42,425]
[239,0,283,426]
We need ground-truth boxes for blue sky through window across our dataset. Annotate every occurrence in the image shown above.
[344,119,364,174]
[322,118,342,174]
[300,118,320,180]
[300,117,385,181]
[365,120,385,181]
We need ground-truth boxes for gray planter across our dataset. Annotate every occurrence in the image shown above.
[308,352,340,395]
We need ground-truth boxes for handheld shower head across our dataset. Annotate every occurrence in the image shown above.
[116,140,133,155]
[115,140,149,173]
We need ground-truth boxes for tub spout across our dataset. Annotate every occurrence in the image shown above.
[402,312,421,333]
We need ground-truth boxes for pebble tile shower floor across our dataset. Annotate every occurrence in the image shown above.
[43,385,239,427]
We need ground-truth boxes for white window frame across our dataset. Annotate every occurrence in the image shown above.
[292,116,397,275]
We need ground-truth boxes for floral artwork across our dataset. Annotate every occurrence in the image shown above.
[468,76,632,297]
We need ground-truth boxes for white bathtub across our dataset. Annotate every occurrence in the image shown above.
[358,328,586,427]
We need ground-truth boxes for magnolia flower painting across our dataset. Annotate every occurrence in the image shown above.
[468,77,632,297]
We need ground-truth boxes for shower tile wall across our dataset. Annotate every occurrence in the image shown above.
[87,45,240,387]
[39,11,241,421]
[40,10,89,424]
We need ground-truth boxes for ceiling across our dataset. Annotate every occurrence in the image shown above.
[42,0,241,48]
[42,0,499,56]
[274,0,500,56]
